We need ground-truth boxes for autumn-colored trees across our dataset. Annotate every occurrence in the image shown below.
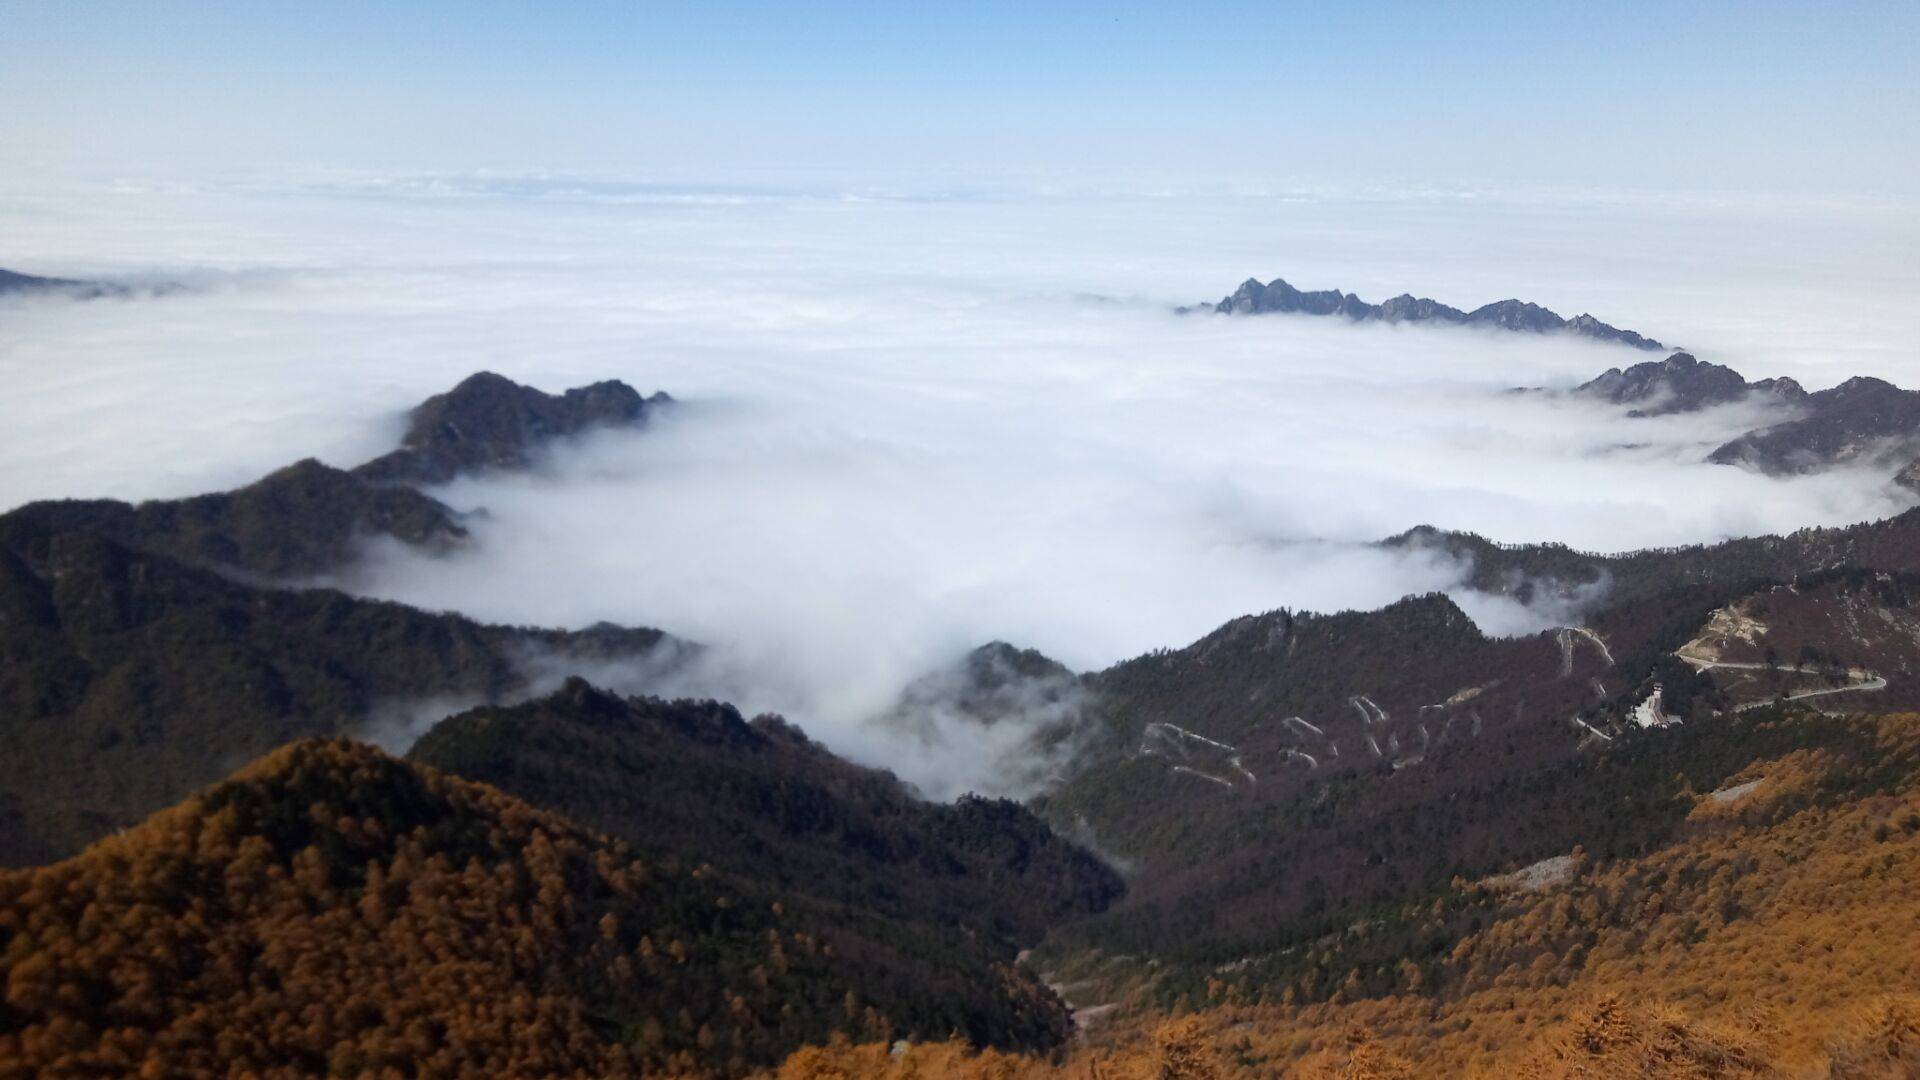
[766,712,1920,1078]
[0,739,1071,1078]
[11,705,1920,1077]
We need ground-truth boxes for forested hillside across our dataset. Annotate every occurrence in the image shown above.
[6,458,468,578]
[410,679,1122,971]
[766,710,1920,1077]
[0,513,680,865]
[1015,536,1920,1022]
[1384,507,1920,611]
[0,740,1080,1078]
[0,371,686,865]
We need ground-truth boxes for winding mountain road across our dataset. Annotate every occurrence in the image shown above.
[1675,650,1887,711]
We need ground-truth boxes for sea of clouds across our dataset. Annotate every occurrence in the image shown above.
[2,174,1916,795]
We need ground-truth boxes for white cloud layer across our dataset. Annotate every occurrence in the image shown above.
[2,175,1916,794]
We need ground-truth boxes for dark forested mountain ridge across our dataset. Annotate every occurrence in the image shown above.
[958,709,1920,1078]
[0,739,1080,1077]
[1898,457,1920,493]
[1027,571,1920,1011]
[355,371,673,485]
[1037,594,1608,869]
[0,511,683,866]
[1018,502,1920,1008]
[1382,506,1920,611]
[410,679,1123,964]
[1190,275,1665,350]
[0,371,692,866]
[5,458,469,578]
[0,372,671,579]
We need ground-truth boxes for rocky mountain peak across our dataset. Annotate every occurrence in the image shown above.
[1465,298,1563,332]
[355,372,672,485]
[1573,351,1772,416]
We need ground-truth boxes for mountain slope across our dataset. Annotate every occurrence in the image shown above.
[0,739,1077,1077]
[1022,525,1920,1007]
[1118,711,1920,1076]
[6,458,469,578]
[1382,506,1920,612]
[0,372,673,578]
[0,370,693,864]
[1709,375,1920,475]
[0,513,681,866]
[807,712,1920,1076]
[408,679,1123,957]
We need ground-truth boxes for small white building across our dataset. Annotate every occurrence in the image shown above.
[1630,684,1679,729]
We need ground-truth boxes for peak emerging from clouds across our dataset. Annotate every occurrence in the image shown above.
[1571,352,1806,417]
[4,372,674,580]
[1543,351,1920,484]
[355,371,673,486]
[1189,275,1666,351]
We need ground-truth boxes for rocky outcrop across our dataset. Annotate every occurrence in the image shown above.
[1573,351,1805,416]
[355,371,673,485]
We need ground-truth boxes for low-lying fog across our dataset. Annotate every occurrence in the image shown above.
[4,175,1916,794]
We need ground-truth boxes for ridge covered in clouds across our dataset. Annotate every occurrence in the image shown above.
[1,176,1916,797]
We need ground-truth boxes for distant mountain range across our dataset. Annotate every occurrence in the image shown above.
[1188,275,1666,350]
[0,265,182,300]
[0,267,112,297]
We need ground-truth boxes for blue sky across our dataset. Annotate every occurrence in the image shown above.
[3,1,1916,195]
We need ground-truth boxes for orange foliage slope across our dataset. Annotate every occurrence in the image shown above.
[769,714,1920,1078]
[0,739,1058,1079]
